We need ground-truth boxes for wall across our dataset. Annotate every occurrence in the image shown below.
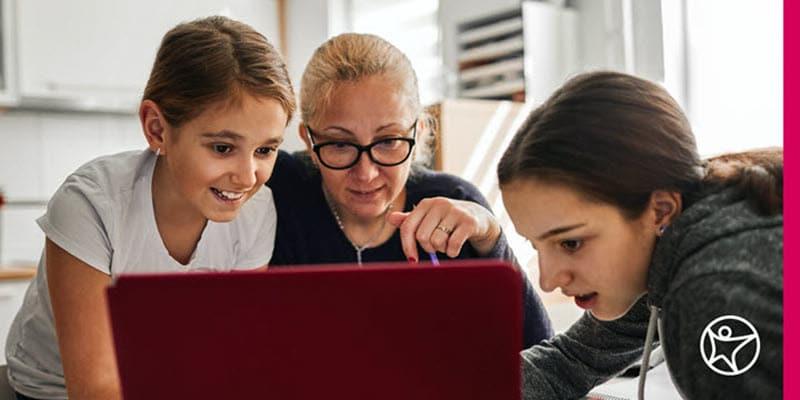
[0,110,143,265]
[571,0,663,81]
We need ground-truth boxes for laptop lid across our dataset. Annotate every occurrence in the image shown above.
[107,259,522,400]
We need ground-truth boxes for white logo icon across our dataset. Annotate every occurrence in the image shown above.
[700,315,760,376]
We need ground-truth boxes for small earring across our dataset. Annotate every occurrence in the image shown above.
[658,225,668,236]
[155,148,161,157]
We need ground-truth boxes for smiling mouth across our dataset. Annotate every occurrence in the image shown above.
[349,187,383,196]
[211,188,246,202]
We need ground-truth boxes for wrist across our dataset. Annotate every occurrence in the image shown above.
[469,221,502,255]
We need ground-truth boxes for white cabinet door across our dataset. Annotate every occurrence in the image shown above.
[0,279,31,365]
[0,0,18,105]
[16,0,278,111]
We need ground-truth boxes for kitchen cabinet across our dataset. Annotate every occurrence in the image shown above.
[0,0,17,106]
[0,268,35,365]
[13,0,279,112]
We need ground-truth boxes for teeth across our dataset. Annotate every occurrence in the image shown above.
[213,189,245,200]
[222,191,244,199]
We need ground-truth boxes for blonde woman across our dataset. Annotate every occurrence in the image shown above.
[266,33,553,347]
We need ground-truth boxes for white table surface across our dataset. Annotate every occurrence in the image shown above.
[585,363,681,400]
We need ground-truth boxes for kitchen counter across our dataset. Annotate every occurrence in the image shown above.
[0,266,36,281]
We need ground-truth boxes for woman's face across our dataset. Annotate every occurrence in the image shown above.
[501,178,657,321]
[159,94,288,223]
[303,75,416,222]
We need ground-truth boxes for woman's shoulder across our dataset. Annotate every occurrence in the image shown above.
[407,165,487,204]
[267,150,319,192]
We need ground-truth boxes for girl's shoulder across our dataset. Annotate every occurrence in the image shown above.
[407,165,487,205]
[40,150,153,275]
[65,149,153,197]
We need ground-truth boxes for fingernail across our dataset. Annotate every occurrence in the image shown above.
[408,257,417,263]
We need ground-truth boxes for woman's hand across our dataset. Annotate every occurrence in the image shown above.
[387,197,502,262]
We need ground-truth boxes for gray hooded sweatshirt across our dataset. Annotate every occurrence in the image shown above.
[521,186,783,399]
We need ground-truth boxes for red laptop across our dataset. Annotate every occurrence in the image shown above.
[106,260,522,400]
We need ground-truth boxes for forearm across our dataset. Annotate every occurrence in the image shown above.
[46,240,122,400]
[67,379,123,400]
[521,298,650,399]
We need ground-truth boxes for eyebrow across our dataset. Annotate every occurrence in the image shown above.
[536,223,586,241]
[320,122,407,136]
[201,131,244,140]
[201,130,283,145]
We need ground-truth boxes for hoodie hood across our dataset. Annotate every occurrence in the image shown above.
[645,186,782,308]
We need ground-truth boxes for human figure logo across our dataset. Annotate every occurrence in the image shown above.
[700,315,760,376]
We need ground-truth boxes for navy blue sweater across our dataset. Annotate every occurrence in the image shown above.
[267,151,553,348]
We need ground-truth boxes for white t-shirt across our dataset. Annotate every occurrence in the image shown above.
[5,150,276,399]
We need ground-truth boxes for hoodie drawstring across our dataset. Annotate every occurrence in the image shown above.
[638,305,660,400]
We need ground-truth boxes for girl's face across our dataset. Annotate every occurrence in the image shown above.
[159,94,287,223]
[501,178,657,321]
[302,75,415,222]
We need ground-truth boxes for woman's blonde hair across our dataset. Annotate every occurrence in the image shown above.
[143,16,295,127]
[300,33,435,165]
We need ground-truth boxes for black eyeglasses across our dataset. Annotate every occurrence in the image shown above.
[306,120,417,170]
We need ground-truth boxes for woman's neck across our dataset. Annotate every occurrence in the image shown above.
[331,190,406,249]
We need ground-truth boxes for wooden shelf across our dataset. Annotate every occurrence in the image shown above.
[458,19,523,45]
[460,78,524,98]
[458,36,524,64]
[459,57,524,83]
[456,7,524,101]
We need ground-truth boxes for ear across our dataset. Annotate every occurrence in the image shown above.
[648,191,682,235]
[409,118,425,162]
[298,123,322,169]
[298,123,313,151]
[139,100,169,155]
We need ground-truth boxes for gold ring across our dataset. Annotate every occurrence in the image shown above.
[435,225,453,235]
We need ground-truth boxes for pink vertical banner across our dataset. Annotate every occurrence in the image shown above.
[785,0,795,399]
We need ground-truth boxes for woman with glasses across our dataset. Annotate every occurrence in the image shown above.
[266,33,553,348]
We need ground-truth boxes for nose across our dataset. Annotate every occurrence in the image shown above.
[350,151,380,182]
[231,155,258,188]
[537,253,573,293]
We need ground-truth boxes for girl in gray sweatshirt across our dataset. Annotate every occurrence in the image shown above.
[497,71,782,399]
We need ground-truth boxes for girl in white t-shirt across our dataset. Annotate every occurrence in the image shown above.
[5,16,295,400]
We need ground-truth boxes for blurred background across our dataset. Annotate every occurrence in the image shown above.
[0,0,783,345]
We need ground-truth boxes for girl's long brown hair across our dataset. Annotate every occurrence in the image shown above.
[497,71,782,217]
